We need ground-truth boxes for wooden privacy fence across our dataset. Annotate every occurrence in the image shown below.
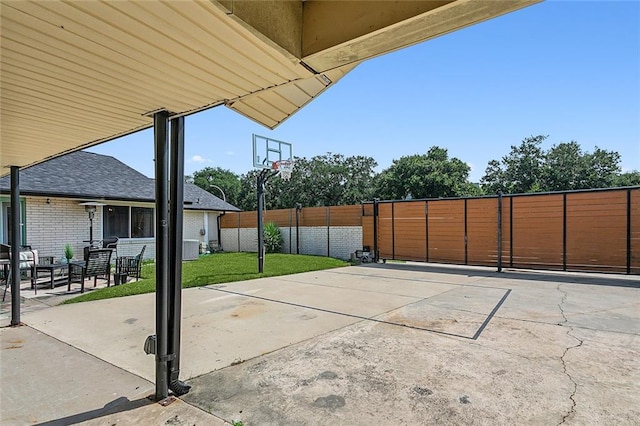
[221,205,362,229]
[364,187,639,274]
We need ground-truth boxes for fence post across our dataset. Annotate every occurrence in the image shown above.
[373,199,379,262]
[295,204,302,254]
[289,208,292,254]
[628,189,632,275]
[563,193,567,271]
[425,201,429,263]
[497,191,502,272]
[326,206,331,257]
[464,198,468,265]
[391,202,395,260]
[509,196,513,268]
[237,212,240,252]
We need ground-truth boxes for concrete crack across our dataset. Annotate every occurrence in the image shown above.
[556,285,584,425]
[557,284,569,326]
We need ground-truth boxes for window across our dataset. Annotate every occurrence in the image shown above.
[131,207,154,238]
[103,205,154,239]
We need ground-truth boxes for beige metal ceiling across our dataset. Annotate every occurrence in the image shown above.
[0,0,540,175]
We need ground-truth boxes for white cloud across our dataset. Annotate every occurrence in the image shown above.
[190,155,212,164]
[226,151,234,156]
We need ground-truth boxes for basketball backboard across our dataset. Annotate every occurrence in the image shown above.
[252,134,293,170]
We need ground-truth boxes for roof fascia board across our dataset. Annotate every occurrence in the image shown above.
[302,0,453,58]
[302,0,542,72]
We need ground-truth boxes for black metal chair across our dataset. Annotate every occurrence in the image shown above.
[68,248,112,293]
[116,245,146,282]
[1,244,39,300]
[102,236,119,258]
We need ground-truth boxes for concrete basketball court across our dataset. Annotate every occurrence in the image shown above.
[2,262,638,425]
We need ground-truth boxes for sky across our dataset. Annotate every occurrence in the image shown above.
[88,0,640,183]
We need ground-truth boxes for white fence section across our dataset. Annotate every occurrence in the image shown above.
[221,226,362,260]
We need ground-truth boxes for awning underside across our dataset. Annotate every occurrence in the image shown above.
[0,0,540,173]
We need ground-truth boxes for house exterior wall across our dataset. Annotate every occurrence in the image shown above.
[183,210,206,242]
[22,196,218,262]
[220,226,362,260]
[25,196,100,261]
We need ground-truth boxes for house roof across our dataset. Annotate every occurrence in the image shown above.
[0,151,240,212]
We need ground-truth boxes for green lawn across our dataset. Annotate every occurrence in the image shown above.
[63,252,349,304]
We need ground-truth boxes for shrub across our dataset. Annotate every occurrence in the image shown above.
[264,221,283,253]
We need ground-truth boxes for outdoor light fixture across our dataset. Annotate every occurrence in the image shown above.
[79,201,105,245]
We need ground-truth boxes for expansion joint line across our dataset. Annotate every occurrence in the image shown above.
[556,285,585,425]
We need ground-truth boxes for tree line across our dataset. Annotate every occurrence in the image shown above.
[186,135,639,211]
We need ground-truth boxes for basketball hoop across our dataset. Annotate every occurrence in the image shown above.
[272,160,294,181]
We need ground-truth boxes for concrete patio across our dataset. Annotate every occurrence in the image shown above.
[1,263,639,425]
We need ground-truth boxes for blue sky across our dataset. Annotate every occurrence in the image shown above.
[88,0,639,183]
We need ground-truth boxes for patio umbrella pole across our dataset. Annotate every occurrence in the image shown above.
[168,116,190,396]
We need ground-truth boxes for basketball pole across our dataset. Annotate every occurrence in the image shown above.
[257,169,277,273]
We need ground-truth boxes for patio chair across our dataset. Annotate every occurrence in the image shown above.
[1,244,39,300]
[68,248,112,293]
[115,245,146,282]
[102,236,119,258]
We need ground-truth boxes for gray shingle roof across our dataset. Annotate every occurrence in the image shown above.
[0,151,240,212]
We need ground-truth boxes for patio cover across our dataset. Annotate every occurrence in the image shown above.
[0,0,540,174]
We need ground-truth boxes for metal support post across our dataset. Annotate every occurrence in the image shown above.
[168,116,190,396]
[10,166,21,326]
[497,192,503,272]
[153,111,170,400]
[373,199,379,262]
[295,203,302,254]
[562,193,567,271]
[257,171,266,273]
[627,189,632,275]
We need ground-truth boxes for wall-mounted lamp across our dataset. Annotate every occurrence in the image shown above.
[46,198,51,204]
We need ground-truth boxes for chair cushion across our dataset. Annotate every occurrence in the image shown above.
[19,249,38,269]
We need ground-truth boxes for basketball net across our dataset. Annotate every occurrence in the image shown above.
[272,160,294,181]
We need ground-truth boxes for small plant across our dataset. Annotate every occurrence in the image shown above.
[63,244,74,261]
[231,421,244,426]
[263,221,283,254]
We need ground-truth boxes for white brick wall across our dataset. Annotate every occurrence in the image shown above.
[183,210,205,243]
[21,196,211,262]
[221,228,239,252]
[221,225,362,260]
[25,197,100,261]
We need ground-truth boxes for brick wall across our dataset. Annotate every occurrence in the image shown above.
[25,197,99,261]
[23,196,215,262]
[183,210,205,243]
[221,225,363,260]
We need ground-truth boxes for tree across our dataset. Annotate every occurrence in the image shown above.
[613,171,640,187]
[542,143,622,191]
[374,146,478,200]
[542,141,587,191]
[583,147,622,188]
[235,153,378,210]
[482,136,631,194]
[189,167,241,206]
[481,135,546,194]
[287,153,377,207]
